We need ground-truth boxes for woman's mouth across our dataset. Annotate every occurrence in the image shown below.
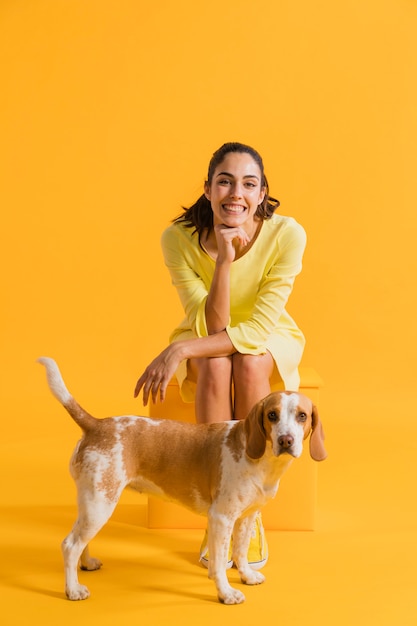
[222,204,246,214]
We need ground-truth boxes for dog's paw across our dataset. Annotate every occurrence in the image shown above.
[66,584,91,601]
[219,587,246,605]
[80,556,102,571]
[240,569,265,586]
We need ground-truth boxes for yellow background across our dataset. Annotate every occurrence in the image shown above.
[1,1,416,624]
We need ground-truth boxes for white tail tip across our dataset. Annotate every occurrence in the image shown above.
[37,356,72,405]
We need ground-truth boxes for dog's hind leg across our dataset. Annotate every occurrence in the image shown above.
[62,492,119,600]
[80,544,102,572]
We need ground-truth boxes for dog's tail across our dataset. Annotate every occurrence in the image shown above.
[38,357,96,431]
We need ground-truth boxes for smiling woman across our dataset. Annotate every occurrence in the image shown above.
[134,141,307,572]
[134,142,307,423]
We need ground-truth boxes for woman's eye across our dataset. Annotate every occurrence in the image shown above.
[218,179,231,185]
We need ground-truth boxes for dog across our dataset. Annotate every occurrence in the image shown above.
[38,357,327,605]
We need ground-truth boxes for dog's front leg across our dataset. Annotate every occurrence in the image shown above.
[232,513,265,586]
[207,510,245,604]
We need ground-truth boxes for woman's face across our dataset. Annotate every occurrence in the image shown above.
[204,152,266,230]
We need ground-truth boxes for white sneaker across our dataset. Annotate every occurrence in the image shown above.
[199,513,268,570]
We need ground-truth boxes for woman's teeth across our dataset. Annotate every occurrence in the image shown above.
[223,204,245,213]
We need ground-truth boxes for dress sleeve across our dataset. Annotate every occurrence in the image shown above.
[161,225,211,337]
[226,219,307,354]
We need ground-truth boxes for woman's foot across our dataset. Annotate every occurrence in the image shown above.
[199,513,268,570]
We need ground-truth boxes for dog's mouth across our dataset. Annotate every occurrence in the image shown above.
[277,447,297,457]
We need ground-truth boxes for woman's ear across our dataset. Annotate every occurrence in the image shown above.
[204,180,211,201]
[258,186,266,205]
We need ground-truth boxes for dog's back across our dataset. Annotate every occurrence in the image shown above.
[38,357,234,514]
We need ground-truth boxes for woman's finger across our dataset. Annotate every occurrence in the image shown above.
[134,374,145,398]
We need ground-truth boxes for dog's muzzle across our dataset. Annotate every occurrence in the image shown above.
[277,434,297,456]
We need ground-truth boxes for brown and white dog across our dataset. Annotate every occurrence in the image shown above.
[38,357,327,605]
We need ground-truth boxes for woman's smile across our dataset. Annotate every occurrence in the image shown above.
[222,203,247,214]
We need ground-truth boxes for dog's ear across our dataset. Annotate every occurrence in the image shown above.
[245,399,267,460]
[309,405,327,461]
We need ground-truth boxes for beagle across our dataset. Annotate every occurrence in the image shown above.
[38,357,326,605]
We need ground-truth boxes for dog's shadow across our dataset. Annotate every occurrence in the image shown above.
[112,503,207,567]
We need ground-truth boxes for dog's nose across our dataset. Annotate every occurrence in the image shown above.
[278,434,294,449]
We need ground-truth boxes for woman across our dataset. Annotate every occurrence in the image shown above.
[134,142,307,568]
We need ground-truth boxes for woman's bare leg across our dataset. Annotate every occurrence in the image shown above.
[187,356,233,423]
[232,352,274,421]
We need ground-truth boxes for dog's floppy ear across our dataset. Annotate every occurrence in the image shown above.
[309,405,327,461]
[245,399,267,460]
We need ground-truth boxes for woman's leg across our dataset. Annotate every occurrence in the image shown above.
[232,352,274,421]
[187,356,233,423]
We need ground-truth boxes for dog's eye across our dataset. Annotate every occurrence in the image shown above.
[297,412,307,423]
[267,411,278,422]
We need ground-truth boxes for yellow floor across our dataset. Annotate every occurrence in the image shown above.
[1,412,417,626]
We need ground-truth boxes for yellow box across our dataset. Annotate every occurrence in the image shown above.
[147,368,323,530]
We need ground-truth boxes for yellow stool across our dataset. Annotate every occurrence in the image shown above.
[147,367,323,531]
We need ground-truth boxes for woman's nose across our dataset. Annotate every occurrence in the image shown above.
[230,183,243,198]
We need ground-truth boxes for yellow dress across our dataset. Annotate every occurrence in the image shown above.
[161,213,307,402]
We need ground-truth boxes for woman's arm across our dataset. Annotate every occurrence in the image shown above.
[205,260,230,333]
[162,223,253,337]
[205,223,248,333]
[135,224,255,406]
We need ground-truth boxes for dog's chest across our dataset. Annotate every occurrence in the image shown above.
[220,444,295,508]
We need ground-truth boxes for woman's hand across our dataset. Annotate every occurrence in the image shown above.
[214,224,250,264]
[134,333,236,405]
[134,343,184,406]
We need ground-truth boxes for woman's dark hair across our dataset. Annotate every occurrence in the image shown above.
[173,142,280,243]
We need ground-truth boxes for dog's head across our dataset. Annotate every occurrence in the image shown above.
[244,391,327,462]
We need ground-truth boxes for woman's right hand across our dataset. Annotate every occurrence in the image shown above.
[214,224,250,264]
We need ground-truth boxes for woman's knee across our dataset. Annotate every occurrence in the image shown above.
[188,356,232,387]
[232,352,274,385]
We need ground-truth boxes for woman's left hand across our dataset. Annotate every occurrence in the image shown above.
[134,343,184,406]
